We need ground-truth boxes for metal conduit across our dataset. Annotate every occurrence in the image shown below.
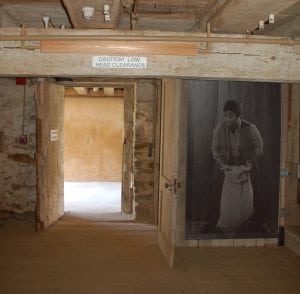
[0,34,299,46]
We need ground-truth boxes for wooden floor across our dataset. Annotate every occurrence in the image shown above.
[0,215,300,294]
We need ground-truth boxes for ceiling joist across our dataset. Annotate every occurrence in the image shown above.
[0,0,299,38]
[73,87,88,96]
[208,0,300,34]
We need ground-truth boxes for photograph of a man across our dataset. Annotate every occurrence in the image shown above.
[212,99,265,235]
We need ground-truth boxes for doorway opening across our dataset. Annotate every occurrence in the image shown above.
[63,85,132,221]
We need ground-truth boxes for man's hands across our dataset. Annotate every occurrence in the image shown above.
[220,161,252,172]
[220,164,232,171]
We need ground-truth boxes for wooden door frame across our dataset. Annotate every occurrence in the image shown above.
[38,79,136,218]
[121,84,135,214]
[55,78,162,222]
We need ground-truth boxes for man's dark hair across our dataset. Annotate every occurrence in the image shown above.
[223,100,242,117]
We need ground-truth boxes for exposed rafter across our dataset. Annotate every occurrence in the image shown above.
[0,0,299,37]
[208,0,299,34]
[73,87,88,96]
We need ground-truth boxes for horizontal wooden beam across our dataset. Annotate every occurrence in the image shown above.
[119,13,196,31]
[138,0,213,7]
[40,40,198,55]
[65,87,124,97]
[255,16,300,38]
[1,43,299,82]
[73,87,88,96]
[0,8,20,27]
[1,28,299,45]
[198,0,227,31]
[0,29,299,82]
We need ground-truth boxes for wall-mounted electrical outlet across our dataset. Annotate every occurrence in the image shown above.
[50,129,59,142]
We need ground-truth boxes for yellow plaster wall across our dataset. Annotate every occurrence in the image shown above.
[64,97,124,181]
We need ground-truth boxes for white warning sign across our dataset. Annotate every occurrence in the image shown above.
[92,56,147,69]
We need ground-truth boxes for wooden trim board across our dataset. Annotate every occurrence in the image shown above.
[40,40,198,56]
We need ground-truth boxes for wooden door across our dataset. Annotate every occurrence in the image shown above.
[158,79,181,268]
[36,81,65,230]
[122,85,134,214]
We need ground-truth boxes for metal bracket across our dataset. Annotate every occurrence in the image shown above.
[280,169,290,177]
[21,25,40,50]
[198,22,212,54]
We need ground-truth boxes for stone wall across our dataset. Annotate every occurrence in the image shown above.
[0,78,36,213]
[134,80,157,223]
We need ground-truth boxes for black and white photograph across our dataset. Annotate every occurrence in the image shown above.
[185,80,281,239]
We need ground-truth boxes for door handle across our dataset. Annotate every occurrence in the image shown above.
[164,182,172,189]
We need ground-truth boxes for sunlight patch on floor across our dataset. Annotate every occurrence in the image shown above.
[64,182,133,221]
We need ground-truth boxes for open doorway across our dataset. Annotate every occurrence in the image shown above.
[63,86,132,221]
[36,80,156,230]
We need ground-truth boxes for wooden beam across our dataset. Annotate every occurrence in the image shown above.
[208,0,299,33]
[1,42,299,82]
[198,0,227,31]
[40,40,198,56]
[119,13,196,31]
[0,8,20,27]
[73,87,88,96]
[0,29,299,82]
[65,87,124,97]
[138,0,213,6]
[255,16,300,38]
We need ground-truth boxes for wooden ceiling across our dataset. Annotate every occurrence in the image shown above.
[0,0,299,37]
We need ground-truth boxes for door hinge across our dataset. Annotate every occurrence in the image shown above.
[164,179,181,194]
[173,179,181,194]
[280,169,290,177]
